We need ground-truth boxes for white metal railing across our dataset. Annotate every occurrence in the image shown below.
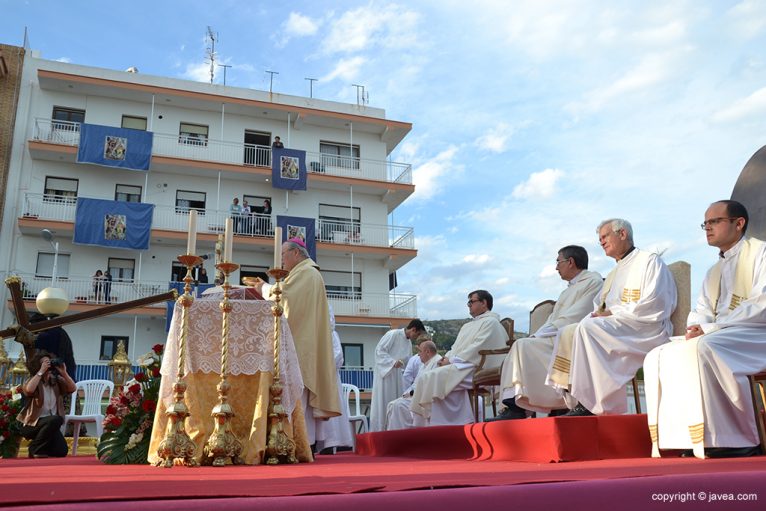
[328,292,417,318]
[32,118,412,184]
[22,193,416,250]
[11,273,170,307]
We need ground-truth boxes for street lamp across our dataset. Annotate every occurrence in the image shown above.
[37,229,68,316]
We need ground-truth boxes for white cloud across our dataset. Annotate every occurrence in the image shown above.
[275,12,321,47]
[712,87,766,123]
[321,4,420,54]
[512,168,564,200]
[727,0,766,38]
[181,62,210,82]
[474,123,513,153]
[462,254,491,264]
[411,146,461,200]
[55,57,71,63]
[320,56,366,83]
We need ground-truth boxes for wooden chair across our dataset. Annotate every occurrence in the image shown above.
[748,372,766,454]
[471,317,514,422]
[529,300,556,335]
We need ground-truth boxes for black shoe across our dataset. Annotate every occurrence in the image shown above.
[485,406,527,422]
[563,403,594,417]
[680,449,694,457]
[548,408,569,417]
[705,446,762,458]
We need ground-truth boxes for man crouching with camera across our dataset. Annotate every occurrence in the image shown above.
[17,350,77,458]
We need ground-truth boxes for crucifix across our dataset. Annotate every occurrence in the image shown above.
[1,275,177,362]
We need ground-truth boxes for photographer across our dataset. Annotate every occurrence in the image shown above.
[17,350,76,458]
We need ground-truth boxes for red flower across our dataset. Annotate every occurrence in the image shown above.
[110,416,122,427]
[106,404,117,415]
[120,394,131,405]
[0,405,8,412]
[151,367,161,378]
[142,399,157,412]
[128,383,141,394]
[153,344,164,355]
[134,372,148,382]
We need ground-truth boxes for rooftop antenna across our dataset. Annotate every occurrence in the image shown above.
[266,70,279,94]
[352,84,366,106]
[305,77,317,98]
[205,26,217,84]
[217,63,232,86]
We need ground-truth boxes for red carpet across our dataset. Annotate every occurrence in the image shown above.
[2,416,764,510]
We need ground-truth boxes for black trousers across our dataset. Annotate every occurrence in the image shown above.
[21,414,68,457]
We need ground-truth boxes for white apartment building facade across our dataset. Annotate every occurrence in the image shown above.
[0,52,417,387]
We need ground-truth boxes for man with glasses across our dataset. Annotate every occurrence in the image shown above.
[487,246,603,421]
[410,290,508,426]
[548,218,677,416]
[645,200,766,458]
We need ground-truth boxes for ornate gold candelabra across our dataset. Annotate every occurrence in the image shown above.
[265,268,297,465]
[201,261,244,466]
[155,254,201,468]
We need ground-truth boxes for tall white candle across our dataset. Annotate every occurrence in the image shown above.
[224,218,233,262]
[274,226,283,268]
[186,209,198,255]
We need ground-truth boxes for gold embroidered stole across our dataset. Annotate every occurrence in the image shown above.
[706,238,763,318]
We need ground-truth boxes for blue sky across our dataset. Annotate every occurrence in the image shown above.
[3,1,766,329]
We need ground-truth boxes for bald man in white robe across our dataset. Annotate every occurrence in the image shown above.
[386,341,441,430]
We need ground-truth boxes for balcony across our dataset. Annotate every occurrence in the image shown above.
[21,193,416,253]
[31,119,413,185]
[7,273,416,320]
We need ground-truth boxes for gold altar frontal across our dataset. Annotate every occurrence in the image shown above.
[147,297,312,465]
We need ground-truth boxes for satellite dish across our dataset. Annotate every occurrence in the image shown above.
[41,229,54,242]
[126,66,139,73]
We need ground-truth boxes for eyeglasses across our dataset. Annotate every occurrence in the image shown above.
[700,217,737,230]
[555,258,569,266]
[467,299,481,306]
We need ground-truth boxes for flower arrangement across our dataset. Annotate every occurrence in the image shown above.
[0,386,24,458]
[97,343,163,464]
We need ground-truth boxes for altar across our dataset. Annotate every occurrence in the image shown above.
[147,297,312,465]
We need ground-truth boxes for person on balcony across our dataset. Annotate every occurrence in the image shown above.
[92,270,105,303]
[369,318,427,431]
[487,246,603,421]
[410,290,508,426]
[229,198,242,233]
[272,136,284,149]
[645,200,766,458]
[103,271,112,304]
[241,200,253,235]
[17,350,77,458]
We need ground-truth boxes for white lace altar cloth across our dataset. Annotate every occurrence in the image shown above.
[161,298,303,416]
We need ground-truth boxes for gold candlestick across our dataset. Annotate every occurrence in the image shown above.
[265,267,297,465]
[155,254,201,468]
[202,260,244,466]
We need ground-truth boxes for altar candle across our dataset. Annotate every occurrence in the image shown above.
[186,209,198,255]
[274,226,283,268]
[224,218,233,262]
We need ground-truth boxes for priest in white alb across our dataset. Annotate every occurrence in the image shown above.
[386,340,442,430]
[369,319,426,431]
[487,245,603,420]
[548,218,677,416]
[411,290,509,426]
[645,200,766,459]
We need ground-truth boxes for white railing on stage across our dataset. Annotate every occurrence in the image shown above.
[32,119,412,184]
[21,193,415,250]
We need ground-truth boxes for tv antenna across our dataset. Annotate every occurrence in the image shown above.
[266,70,279,94]
[205,26,218,84]
[305,77,318,98]
[352,84,368,106]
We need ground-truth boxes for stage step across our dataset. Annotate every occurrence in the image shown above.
[356,414,651,463]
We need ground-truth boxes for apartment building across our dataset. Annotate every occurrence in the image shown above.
[0,51,417,386]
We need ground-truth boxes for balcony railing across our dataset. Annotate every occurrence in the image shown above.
[9,272,416,318]
[22,193,416,250]
[32,119,412,184]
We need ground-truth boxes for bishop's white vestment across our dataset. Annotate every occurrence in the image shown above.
[645,237,766,458]
[369,329,413,432]
[411,311,508,426]
[549,249,677,415]
[500,270,603,413]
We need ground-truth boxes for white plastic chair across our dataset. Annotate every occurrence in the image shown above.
[62,379,114,455]
[342,383,368,449]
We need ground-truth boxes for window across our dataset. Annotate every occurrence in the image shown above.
[322,270,361,299]
[243,130,271,166]
[179,122,208,146]
[100,336,129,361]
[108,257,135,282]
[52,106,85,127]
[320,141,360,170]
[44,176,78,203]
[175,190,206,214]
[121,115,147,131]
[35,252,71,279]
[342,344,364,368]
[318,204,361,242]
[115,184,142,202]
[170,261,187,282]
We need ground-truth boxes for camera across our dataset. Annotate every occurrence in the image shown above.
[49,358,64,370]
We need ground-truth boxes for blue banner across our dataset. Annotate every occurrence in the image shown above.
[77,123,153,171]
[277,215,316,261]
[271,148,307,191]
[73,198,154,250]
